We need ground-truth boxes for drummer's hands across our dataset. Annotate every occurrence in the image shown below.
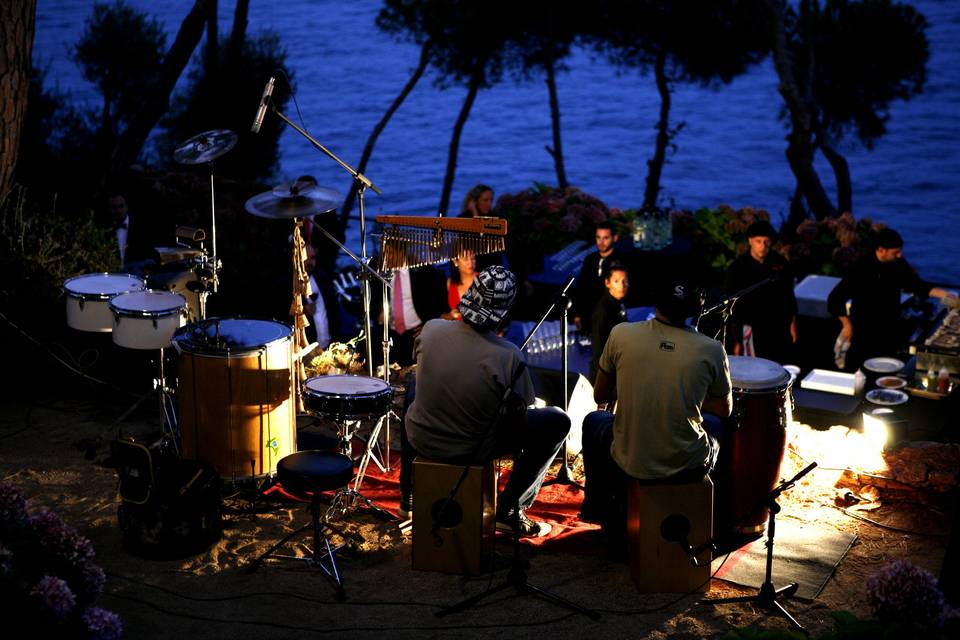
[790,318,798,344]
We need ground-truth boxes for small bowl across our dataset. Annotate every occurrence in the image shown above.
[876,376,907,390]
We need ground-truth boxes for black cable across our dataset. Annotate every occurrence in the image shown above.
[275,68,308,135]
[828,503,950,538]
[0,309,141,397]
[106,571,440,608]
[593,550,733,615]
[103,590,580,633]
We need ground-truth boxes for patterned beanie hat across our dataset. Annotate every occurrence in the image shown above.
[458,266,517,330]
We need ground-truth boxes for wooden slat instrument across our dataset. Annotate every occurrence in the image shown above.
[374,215,508,270]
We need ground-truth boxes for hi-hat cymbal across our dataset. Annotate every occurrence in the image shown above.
[244,181,342,219]
[174,129,238,165]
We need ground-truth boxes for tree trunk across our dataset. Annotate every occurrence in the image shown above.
[105,0,210,182]
[0,0,37,207]
[438,74,481,215]
[227,0,249,60]
[644,49,670,209]
[820,140,852,214]
[205,0,219,75]
[340,42,431,221]
[544,59,568,190]
[762,0,836,220]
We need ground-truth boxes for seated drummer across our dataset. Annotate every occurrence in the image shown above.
[398,266,570,537]
[580,276,732,543]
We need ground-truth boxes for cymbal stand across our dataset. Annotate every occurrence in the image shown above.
[205,161,220,294]
[325,415,393,521]
[353,409,397,488]
[699,462,818,633]
[542,278,582,490]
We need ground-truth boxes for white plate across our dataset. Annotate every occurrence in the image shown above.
[875,376,907,390]
[863,357,904,374]
[865,388,909,406]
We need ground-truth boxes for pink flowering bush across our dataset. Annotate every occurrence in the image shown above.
[669,206,883,282]
[0,481,122,639]
[497,184,612,277]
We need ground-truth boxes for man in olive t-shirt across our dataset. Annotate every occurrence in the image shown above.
[579,278,732,537]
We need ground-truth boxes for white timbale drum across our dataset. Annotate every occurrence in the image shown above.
[64,273,145,332]
[109,291,188,349]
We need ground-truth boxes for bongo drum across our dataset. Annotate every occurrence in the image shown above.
[715,356,792,535]
[109,291,187,349]
[64,273,145,332]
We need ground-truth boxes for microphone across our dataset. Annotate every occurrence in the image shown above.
[250,76,275,134]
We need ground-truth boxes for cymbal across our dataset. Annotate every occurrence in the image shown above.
[244,181,342,219]
[174,129,238,165]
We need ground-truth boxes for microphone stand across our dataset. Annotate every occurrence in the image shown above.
[540,277,582,489]
[267,102,384,375]
[696,275,776,346]
[267,101,397,470]
[434,277,597,620]
[699,462,817,633]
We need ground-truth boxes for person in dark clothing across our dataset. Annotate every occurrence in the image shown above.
[573,221,624,331]
[589,261,629,383]
[827,228,957,372]
[723,220,798,364]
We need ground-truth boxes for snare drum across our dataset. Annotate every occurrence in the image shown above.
[110,291,187,349]
[173,318,296,481]
[716,356,792,535]
[303,375,393,421]
[64,273,145,332]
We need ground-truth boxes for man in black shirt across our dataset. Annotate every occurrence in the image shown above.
[724,220,797,365]
[827,228,956,372]
[573,221,623,331]
[589,261,629,383]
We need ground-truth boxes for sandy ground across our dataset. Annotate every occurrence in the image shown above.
[1,389,953,639]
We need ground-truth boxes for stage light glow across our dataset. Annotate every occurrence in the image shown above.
[862,410,892,452]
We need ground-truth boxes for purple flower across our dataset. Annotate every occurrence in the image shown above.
[541,197,565,214]
[78,563,107,600]
[796,220,820,242]
[0,481,28,525]
[865,560,947,629]
[558,214,582,233]
[81,607,123,640]
[0,544,12,574]
[31,575,76,620]
[29,509,96,567]
[533,218,553,233]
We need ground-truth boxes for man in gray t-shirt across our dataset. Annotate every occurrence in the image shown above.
[399,267,570,537]
[579,277,732,539]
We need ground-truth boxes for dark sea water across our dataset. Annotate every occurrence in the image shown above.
[34,0,960,283]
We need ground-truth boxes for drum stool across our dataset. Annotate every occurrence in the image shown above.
[627,475,713,593]
[411,457,497,575]
[249,451,355,600]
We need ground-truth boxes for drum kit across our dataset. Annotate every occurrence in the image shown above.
[62,129,398,513]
